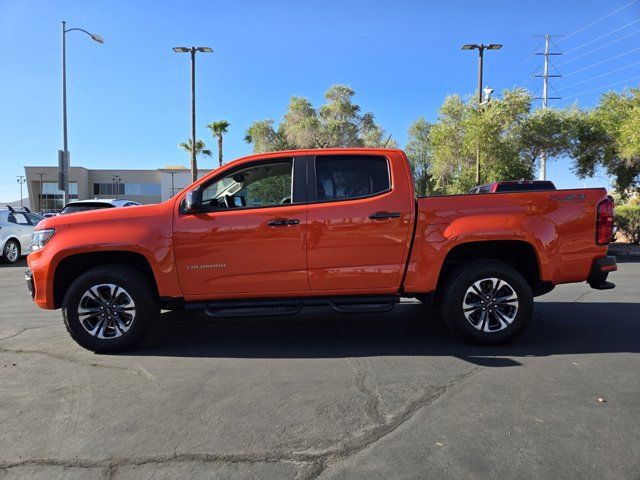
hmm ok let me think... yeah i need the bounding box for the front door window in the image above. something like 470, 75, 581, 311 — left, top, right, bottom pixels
201, 160, 294, 210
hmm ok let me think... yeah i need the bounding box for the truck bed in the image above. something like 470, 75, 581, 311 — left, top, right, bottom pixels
403, 188, 610, 294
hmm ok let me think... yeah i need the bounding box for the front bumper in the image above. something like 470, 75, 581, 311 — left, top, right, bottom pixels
588, 255, 617, 290
25, 250, 54, 309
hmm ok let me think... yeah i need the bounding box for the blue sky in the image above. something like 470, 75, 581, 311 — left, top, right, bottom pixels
1, 0, 639, 202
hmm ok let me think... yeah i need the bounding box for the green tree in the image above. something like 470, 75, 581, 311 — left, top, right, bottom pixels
405, 118, 435, 196
246, 173, 292, 205
429, 89, 535, 194
428, 95, 471, 193
572, 89, 640, 198
517, 107, 576, 167
207, 120, 230, 167
615, 204, 640, 244
244, 119, 291, 153
245, 85, 395, 152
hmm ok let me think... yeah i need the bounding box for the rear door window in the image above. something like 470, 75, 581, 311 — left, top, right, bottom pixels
315, 156, 390, 201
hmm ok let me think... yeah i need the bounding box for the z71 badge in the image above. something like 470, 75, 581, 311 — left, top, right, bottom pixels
549, 193, 585, 202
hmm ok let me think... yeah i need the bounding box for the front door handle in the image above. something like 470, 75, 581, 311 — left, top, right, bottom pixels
268, 218, 300, 227
369, 211, 401, 220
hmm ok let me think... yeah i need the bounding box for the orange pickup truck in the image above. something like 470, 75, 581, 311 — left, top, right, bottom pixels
26, 148, 617, 352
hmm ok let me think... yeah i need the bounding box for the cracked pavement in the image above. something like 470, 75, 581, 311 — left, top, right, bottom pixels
1, 259, 639, 479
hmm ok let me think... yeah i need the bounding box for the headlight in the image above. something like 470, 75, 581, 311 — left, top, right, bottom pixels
31, 229, 55, 252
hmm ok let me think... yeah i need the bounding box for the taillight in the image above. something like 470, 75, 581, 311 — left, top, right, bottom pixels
596, 196, 614, 245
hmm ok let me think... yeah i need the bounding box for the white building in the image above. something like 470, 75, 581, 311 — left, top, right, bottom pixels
24, 165, 212, 212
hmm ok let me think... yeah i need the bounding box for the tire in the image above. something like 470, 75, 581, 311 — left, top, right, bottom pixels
62, 265, 159, 353
2, 239, 21, 264
440, 260, 533, 345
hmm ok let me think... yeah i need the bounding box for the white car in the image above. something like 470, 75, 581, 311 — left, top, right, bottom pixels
0, 207, 43, 263
59, 199, 141, 215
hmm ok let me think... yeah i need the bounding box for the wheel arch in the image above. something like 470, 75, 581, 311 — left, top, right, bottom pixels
53, 251, 159, 309
435, 240, 551, 299
2, 236, 22, 257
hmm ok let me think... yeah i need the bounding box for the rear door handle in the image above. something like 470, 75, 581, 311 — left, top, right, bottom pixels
268, 218, 300, 227
369, 211, 401, 220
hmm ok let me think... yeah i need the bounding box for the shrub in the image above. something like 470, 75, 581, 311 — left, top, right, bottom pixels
615, 205, 640, 245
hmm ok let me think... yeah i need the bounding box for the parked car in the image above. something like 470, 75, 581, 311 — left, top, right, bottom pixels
41, 211, 60, 218
26, 149, 616, 352
59, 199, 141, 215
468, 180, 556, 194
1, 207, 43, 263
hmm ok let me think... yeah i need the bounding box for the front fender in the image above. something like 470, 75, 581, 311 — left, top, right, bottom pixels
27, 202, 182, 309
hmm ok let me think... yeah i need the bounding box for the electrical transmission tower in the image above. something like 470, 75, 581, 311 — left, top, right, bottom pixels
534, 34, 563, 180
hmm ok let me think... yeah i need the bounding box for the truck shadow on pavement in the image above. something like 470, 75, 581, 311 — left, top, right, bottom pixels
131, 301, 640, 367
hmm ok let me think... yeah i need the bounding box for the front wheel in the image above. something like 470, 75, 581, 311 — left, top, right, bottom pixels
440, 260, 533, 345
62, 265, 159, 353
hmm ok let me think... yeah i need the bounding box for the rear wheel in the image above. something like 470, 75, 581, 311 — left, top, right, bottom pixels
62, 265, 159, 353
2, 239, 20, 264
440, 260, 533, 345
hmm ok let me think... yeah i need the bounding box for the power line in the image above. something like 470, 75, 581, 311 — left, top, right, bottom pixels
563, 18, 640, 54
557, 27, 640, 67
514, 64, 541, 88
559, 0, 639, 43
494, 41, 543, 89
563, 74, 640, 99
533, 34, 563, 180
557, 59, 640, 91
563, 46, 640, 76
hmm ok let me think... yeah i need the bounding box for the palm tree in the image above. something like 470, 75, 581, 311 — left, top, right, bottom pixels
179, 139, 212, 181
207, 120, 230, 167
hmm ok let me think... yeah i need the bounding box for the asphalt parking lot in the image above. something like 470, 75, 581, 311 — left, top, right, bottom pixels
1, 259, 639, 479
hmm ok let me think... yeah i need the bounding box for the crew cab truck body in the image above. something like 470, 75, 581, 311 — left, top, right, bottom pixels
26, 148, 617, 352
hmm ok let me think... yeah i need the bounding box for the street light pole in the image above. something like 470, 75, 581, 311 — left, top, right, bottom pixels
461, 43, 502, 185
477, 47, 484, 106
112, 175, 122, 198
173, 46, 213, 183
191, 48, 197, 184
60, 21, 103, 206
38, 173, 44, 211
169, 171, 176, 197
17, 176, 26, 208
62, 21, 68, 157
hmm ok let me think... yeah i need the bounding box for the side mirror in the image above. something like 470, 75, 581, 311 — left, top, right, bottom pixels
184, 188, 203, 213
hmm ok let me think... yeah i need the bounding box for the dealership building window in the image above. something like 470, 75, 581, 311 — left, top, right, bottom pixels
93, 183, 161, 196
39, 182, 78, 210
